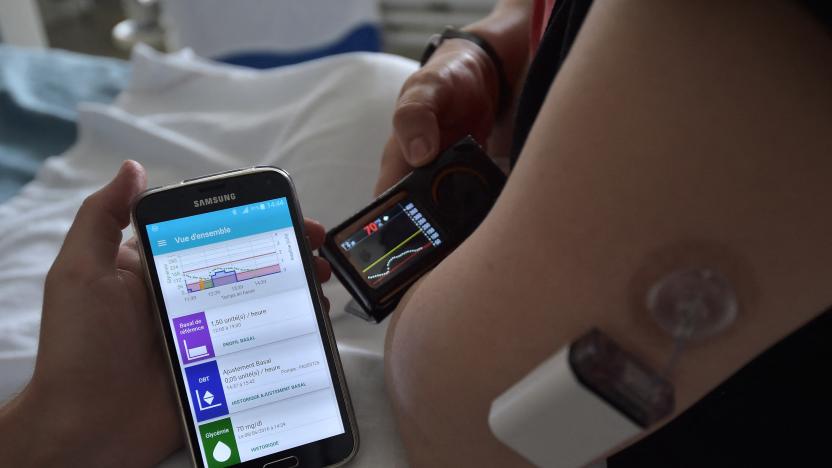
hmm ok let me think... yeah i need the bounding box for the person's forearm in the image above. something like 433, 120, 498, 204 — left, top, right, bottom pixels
464, 0, 533, 94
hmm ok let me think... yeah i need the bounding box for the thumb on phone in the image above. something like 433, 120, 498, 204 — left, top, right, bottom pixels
57, 160, 147, 278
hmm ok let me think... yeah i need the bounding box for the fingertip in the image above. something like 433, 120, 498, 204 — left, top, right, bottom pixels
120, 160, 148, 196
393, 103, 439, 166
315, 256, 332, 283
103, 161, 147, 213
407, 137, 432, 166
60, 162, 147, 273
305, 218, 326, 249
305, 217, 325, 233
122, 159, 143, 174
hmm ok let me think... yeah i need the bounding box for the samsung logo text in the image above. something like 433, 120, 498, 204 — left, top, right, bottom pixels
194, 193, 237, 208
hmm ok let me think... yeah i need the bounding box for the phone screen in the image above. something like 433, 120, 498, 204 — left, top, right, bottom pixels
333, 192, 443, 288
145, 197, 344, 467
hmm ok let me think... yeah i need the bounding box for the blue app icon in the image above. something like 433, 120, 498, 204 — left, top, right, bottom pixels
185, 361, 228, 422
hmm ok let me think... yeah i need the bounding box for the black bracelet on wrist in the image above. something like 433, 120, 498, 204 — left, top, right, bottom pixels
420, 26, 511, 116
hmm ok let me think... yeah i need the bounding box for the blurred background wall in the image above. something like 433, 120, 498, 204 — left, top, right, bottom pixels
0, 0, 498, 62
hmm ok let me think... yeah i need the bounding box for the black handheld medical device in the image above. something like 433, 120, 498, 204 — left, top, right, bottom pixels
321, 136, 506, 322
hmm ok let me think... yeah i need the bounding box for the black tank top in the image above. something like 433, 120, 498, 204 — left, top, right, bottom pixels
509, 1, 832, 465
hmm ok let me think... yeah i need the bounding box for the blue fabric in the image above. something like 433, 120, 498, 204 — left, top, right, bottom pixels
217, 23, 381, 69
0, 46, 130, 202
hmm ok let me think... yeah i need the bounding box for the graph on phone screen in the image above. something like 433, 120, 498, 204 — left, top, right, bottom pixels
179, 233, 283, 293
146, 198, 344, 467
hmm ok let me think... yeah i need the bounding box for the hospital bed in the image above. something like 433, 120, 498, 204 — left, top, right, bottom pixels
0, 44, 416, 467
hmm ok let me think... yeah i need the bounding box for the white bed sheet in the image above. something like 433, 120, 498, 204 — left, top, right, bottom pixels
0, 45, 416, 467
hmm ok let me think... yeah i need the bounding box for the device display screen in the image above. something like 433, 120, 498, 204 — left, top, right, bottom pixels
334, 192, 442, 288
145, 198, 344, 467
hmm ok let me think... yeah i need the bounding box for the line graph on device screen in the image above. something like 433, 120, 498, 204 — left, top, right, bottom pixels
165, 232, 288, 294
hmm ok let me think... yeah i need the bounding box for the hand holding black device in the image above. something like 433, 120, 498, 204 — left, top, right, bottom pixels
321, 136, 506, 322
132, 168, 357, 468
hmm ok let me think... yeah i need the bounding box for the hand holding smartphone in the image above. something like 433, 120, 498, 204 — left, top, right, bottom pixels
132, 168, 357, 468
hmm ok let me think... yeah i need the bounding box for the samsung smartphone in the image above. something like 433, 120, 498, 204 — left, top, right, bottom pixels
132, 167, 357, 468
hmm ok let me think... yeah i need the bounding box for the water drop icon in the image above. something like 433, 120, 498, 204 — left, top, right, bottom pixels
213, 441, 232, 462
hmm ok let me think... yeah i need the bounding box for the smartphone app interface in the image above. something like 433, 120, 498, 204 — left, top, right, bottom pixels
147, 198, 344, 467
